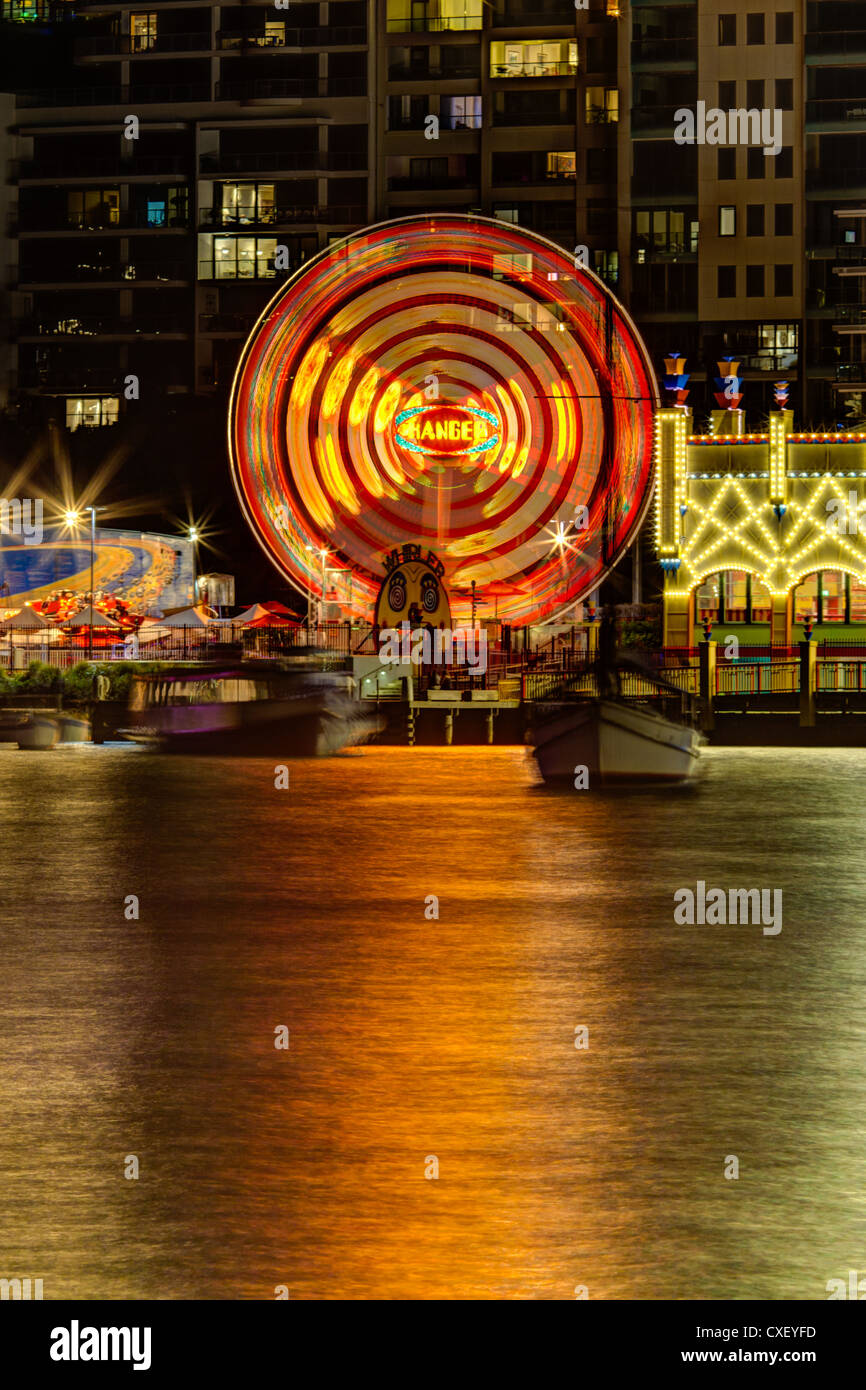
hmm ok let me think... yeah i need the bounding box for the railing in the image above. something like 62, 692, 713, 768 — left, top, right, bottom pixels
217, 27, 367, 48
199, 205, 364, 235
17, 155, 189, 179
75, 33, 213, 58
199, 150, 366, 175
806, 29, 866, 58
18, 84, 212, 108
215, 77, 367, 101
716, 661, 800, 694
22, 213, 188, 233
198, 313, 255, 334
807, 98, 866, 124
19, 262, 188, 285
388, 63, 479, 80
386, 15, 482, 32
631, 102, 687, 132
817, 660, 866, 691
17, 316, 189, 338
630, 38, 696, 64
833, 305, 866, 325
491, 61, 577, 79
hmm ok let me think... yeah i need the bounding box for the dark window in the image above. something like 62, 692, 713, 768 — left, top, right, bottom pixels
718, 265, 736, 297
776, 11, 793, 43
719, 80, 736, 108
747, 13, 765, 44
775, 263, 794, 295
745, 202, 767, 236
747, 147, 765, 179
747, 79, 764, 108
775, 147, 793, 177
719, 14, 736, 45
586, 147, 607, 183
775, 78, 793, 110
775, 202, 793, 236
718, 148, 736, 179
746, 263, 765, 296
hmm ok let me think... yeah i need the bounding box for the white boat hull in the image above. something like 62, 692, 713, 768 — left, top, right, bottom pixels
530, 698, 703, 786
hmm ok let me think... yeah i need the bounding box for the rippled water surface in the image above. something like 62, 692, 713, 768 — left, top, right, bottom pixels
1, 743, 864, 1299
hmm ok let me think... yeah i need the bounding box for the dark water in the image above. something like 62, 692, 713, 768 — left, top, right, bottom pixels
1, 743, 864, 1300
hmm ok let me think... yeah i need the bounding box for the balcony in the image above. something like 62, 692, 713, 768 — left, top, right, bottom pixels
17, 155, 189, 181
75, 33, 214, 59
630, 38, 697, 68
201, 205, 366, 230
17, 315, 189, 339
215, 77, 367, 101
17, 83, 212, 109
19, 212, 188, 234
490, 2, 579, 25
17, 366, 123, 392
217, 27, 366, 48
199, 151, 366, 175
807, 166, 866, 193
386, 14, 482, 32
806, 30, 866, 61
198, 313, 255, 335
631, 103, 682, 135
490, 61, 576, 79
387, 175, 477, 191
18, 261, 189, 285
387, 63, 479, 80
833, 304, 866, 329
806, 97, 866, 127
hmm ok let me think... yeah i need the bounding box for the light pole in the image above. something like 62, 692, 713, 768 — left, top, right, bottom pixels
188, 526, 200, 606
64, 504, 106, 660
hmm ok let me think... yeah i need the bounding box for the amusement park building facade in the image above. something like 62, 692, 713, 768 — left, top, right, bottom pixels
656, 408, 866, 647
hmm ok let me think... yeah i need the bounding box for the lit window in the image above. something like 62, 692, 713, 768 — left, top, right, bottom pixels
130, 12, 157, 52
490, 40, 578, 80
794, 573, 818, 623
220, 183, 276, 225
198, 234, 278, 280
65, 397, 119, 431
263, 21, 285, 45
386, 0, 482, 33
67, 189, 120, 230
546, 151, 576, 179
441, 95, 482, 130
723, 570, 748, 622
696, 575, 721, 621
719, 205, 736, 236
585, 87, 618, 124
146, 200, 166, 227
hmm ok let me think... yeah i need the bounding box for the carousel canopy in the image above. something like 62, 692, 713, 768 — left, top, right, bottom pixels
64, 605, 121, 629
141, 605, 212, 629
0, 604, 50, 629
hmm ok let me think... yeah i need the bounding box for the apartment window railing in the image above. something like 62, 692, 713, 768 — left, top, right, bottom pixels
199, 151, 366, 174
215, 77, 367, 100
217, 27, 367, 47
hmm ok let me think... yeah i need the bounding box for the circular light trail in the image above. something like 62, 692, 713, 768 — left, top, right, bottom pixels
228, 214, 658, 623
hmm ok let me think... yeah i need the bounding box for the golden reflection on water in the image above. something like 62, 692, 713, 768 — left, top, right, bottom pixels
0, 744, 865, 1299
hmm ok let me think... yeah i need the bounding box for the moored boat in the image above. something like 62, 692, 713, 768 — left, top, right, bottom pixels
530, 694, 703, 786
122, 660, 383, 755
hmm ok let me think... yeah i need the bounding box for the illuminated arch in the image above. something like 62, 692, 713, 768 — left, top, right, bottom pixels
228, 214, 658, 623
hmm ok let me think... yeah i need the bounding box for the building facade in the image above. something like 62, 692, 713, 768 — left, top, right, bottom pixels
0, 2, 863, 472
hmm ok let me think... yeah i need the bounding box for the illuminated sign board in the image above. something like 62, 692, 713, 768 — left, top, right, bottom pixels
394, 403, 500, 459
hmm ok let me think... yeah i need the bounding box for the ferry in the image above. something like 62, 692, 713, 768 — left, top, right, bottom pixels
122, 660, 383, 755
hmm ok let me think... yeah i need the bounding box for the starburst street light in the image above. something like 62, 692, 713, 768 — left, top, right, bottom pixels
62, 503, 107, 659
